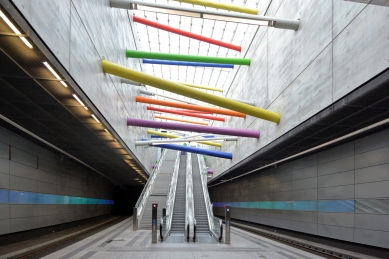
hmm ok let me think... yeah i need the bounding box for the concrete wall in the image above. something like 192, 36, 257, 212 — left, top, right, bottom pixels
10, 0, 156, 172
206, 0, 389, 178
209, 128, 389, 249
0, 126, 114, 235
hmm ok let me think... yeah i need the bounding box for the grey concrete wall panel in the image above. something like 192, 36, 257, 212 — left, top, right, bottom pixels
11, 148, 37, 168
37, 181, 57, 195
0, 204, 10, 220
10, 134, 37, 155
355, 146, 389, 169
0, 157, 9, 174
10, 175, 37, 192
273, 182, 291, 192
355, 129, 389, 154
0, 172, 9, 189
355, 214, 389, 232
354, 229, 389, 249
333, 4, 389, 101
291, 165, 317, 180
355, 181, 389, 199
318, 224, 354, 242
318, 212, 354, 228
292, 211, 317, 223
291, 155, 317, 171
318, 170, 354, 188
10, 204, 37, 218
292, 189, 317, 200
37, 205, 57, 217
355, 163, 389, 184
0, 141, 8, 159
10, 217, 37, 232
318, 185, 354, 199
292, 177, 317, 190
317, 156, 354, 176
0, 219, 10, 235
0, 127, 9, 144
291, 221, 317, 235
318, 142, 354, 164
332, 0, 366, 38
273, 191, 292, 201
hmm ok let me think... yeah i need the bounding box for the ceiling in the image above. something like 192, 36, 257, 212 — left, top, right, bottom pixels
0, 5, 146, 187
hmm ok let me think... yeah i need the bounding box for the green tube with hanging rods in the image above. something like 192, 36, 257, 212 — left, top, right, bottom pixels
126, 50, 251, 66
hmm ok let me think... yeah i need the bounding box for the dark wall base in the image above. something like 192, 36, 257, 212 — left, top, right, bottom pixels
219, 216, 389, 259
0, 214, 113, 248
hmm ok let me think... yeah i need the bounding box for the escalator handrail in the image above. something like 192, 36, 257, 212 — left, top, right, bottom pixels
197, 154, 223, 241
160, 151, 181, 240
185, 153, 196, 241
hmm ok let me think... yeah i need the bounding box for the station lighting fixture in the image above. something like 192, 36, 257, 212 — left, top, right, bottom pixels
104, 129, 111, 135
91, 114, 101, 124
43, 62, 67, 87
0, 10, 33, 48
110, 0, 300, 31
72, 94, 88, 110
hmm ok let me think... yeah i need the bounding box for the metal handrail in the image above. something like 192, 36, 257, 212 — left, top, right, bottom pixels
160, 151, 180, 240
185, 153, 196, 241
197, 154, 223, 241
134, 149, 167, 226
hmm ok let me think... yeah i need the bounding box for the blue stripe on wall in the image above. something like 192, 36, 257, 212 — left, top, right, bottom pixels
0, 189, 114, 205
213, 200, 356, 213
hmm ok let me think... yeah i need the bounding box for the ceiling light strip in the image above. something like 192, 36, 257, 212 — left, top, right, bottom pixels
173, 0, 258, 15
127, 118, 260, 138
91, 114, 100, 123
72, 94, 89, 110
142, 59, 234, 68
133, 15, 241, 51
43, 62, 67, 87
147, 106, 225, 122
0, 114, 120, 186
127, 49, 250, 66
110, 0, 300, 31
0, 10, 33, 48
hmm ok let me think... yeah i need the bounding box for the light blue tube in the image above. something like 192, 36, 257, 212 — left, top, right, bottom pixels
153, 144, 232, 159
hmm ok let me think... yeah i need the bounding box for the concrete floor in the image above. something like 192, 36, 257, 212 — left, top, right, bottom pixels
40, 217, 325, 259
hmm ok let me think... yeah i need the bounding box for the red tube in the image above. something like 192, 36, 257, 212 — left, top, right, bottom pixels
147, 106, 225, 122
133, 16, 241, 52
178, 109, 214, 114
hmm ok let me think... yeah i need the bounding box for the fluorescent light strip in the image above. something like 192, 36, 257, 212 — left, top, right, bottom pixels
0, 10, 33, 49
43, 62, 67, 87
72, 94, 88, 110
91, 114, 100, 123
104, 129, 111, 135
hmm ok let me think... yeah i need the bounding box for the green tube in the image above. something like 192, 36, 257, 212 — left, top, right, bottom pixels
126, 50, 250, 66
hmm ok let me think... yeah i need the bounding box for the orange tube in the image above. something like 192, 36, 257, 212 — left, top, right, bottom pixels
136, 96, 246, 118
155, 115, 208, 126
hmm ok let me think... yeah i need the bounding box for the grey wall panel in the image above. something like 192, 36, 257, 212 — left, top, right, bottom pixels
0, 142, 8, 159
318, 224, 354, 242
318, 212, 354, 228
0, 127, 9, 144
292, 177, 317, 190
10, 134, 37, 155
0, 204, 10, 220
355, 214, 389, 232
318, 185, 354, 199
355, 181, 389, 199
273, 191, 292, 201
0, 173, 9, 189
354, 229, 389, 249
355, 146, 389, 169
318, 170, 354, 188
0, 157, 9, 173
10, 217, 37, 232
292, 189, 317, 200
291, 154, 317, 171
0, 219, 10, 235
291, 165, 317, 180
37, 205, 57, 217
37, 215, 59, 228
355, 163, 389, 184
39, 158, 60, 175
10, 175, 37, 192
318, 142, 354, 164
11, 148, 37, 168
273, 218, 291, 230
273, 182, 291, 192
291, 221, 317, 235
10, 161, 40, 181
332, 0, 366, 38
291, 211, 317, 223
37, 181, 57, 195
317, 156, 354, 176
10, 204, 37, 218
355, 129, 389, 154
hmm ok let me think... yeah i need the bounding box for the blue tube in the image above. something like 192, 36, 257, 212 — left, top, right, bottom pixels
153, 144, 232, 159
143, 59, 234, 68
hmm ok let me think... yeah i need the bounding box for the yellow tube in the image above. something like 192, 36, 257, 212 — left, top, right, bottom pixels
102, 60, 280, 123
178, 82, 224, 92
147, 130, 222, 148
155, 115, 209, 126
176, 0, 258, 15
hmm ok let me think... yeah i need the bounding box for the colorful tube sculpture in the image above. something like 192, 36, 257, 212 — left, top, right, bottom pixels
179, 82, 223, 92
207, 169, 214, 174
102, 60, 280, 123
174, 0, 258, 15
147, 106, 225, 122
153, 144, 232, 159
147, 130, 221, 147
128, 118, 260, 138
126, 50, 250, 66
137, 96, 245, 118
133, 16, 241, 51
155, 115, 208, 125
143, 59, 234, 68
178, 110, 214, 114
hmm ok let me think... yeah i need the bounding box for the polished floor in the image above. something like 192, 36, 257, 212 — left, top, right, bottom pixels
41, 217, 325, 259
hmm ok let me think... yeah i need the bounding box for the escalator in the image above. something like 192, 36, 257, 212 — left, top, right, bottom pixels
170, 154, 187, 234
192, 155, 209, 234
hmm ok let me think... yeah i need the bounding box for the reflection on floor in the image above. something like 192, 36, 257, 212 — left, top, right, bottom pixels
42, 217, 325, 259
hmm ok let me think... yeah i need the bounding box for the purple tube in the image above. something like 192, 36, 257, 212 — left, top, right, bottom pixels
207, 169, 214, 174
152, 164, 156, 169
127, 118, 259, 138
